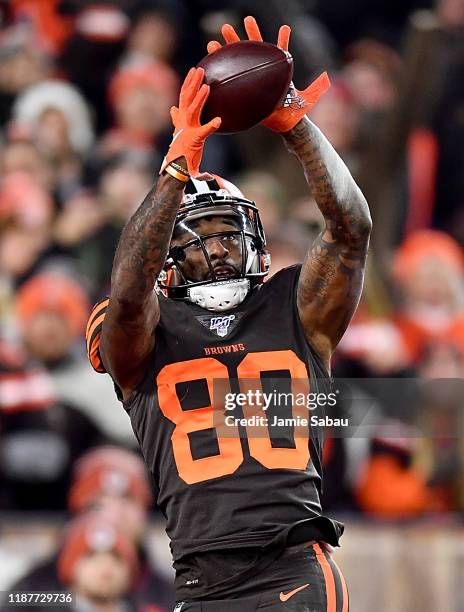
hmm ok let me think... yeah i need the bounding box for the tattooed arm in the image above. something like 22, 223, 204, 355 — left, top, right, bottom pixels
283, 117, 372, 371
99, 67, 220, 399
100, 165, 186, 399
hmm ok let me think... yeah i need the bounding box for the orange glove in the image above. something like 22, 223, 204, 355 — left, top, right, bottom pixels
207, 16, 330, 133
160, 67, 221, 178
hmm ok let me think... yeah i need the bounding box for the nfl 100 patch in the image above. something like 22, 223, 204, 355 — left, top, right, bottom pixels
196, 313, 243, 337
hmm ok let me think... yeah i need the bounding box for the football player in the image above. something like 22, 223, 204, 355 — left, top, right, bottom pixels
86, 17, 371, 612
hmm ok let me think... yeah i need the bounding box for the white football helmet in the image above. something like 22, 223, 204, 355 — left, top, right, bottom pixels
157, 175, 270, 311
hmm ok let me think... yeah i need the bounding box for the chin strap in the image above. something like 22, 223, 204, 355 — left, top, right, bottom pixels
186, 279, 250, 311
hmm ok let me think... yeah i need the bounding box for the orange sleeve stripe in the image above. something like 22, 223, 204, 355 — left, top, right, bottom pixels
88, 331, 105, 372
313, 543, 337, 612
85, 299, 109, 338
85, 299, 110, 374
86, 312, 107, 355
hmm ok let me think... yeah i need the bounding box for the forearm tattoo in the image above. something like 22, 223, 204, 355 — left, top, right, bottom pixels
283, 117, 371, 254
111, 175, 185, 306
283, 117, 372, 349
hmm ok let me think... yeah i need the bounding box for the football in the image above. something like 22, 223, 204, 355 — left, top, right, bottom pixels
197, 40, 293, 134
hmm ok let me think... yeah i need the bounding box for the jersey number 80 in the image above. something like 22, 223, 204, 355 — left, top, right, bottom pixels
157, 350, 311, 484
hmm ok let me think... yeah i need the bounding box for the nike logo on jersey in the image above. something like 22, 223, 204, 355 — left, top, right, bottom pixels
279, 583, 310, 601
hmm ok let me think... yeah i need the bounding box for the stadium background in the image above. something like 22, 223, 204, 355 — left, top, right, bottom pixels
0, 1, 463, 610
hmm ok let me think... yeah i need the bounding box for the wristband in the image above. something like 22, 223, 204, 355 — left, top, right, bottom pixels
169, 161, 190, 177
164, 164, 190, 183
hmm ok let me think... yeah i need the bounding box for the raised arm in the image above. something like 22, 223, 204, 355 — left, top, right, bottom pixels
207, 16, 371, 369
206, 16, 367, 369
100, 68, 221, 398
283, 117, 371, 370
100, 173, 184, 398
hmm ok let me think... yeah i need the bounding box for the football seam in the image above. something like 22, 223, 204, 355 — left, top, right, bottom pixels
212, 57, 292, 87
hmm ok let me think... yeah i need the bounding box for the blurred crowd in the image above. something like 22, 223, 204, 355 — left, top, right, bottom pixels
0, 0, 463, 608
